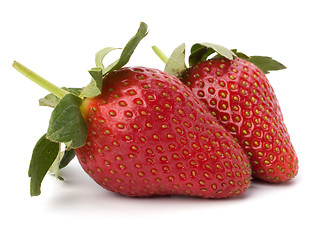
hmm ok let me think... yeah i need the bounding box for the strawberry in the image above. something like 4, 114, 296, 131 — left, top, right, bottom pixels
13, 23, 251, 198
75, 66, 251, 198
153, 43, 298, 183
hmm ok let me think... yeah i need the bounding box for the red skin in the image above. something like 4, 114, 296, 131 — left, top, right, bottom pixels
180, 57, 298, 183
75, 67, 251, 198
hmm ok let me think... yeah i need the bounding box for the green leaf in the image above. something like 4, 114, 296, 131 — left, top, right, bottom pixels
49, 146, 64, 179
104, 59, 120, 73
200, 43, 234, 60
63, 87, 83, 96
248, 56, 287, 74
39, 87, 83, 108
165, 43, 186, 76
189, 44, 214, 66
47, 93, 87, 148
39, 93, 60, 108
95, 47, 120, 69
189, 43, 234, 66
59, 148, 76, 169
231, 49, 250, 60
106, 22, 148, 74
28, 134, 60, 196
80, 68, 103, 98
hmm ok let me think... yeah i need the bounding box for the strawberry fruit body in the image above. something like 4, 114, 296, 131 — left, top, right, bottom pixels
75, 67, 251, 198
180, 57, 298, 183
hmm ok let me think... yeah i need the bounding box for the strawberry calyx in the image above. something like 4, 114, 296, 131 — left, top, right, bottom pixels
12, 22, 148, 196
152, 42, 286, 77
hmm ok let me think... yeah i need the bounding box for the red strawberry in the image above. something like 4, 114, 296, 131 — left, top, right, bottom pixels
13, 23, 252, 198
75, 66, 252, 198
153, 44, 298, 183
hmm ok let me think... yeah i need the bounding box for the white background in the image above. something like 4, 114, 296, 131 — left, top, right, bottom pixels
1, 0, 323, 239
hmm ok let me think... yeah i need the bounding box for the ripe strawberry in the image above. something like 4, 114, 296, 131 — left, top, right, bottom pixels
153, 43, 298, 183
181, 57, 298, 183
75, 66, 252, 198
13, 23, 252, 198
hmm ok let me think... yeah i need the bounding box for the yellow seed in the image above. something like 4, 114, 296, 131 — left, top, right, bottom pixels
125, 111, 133, 117
119, 164, 126, 170
216, 174, 223, 180
141, 111, 147, 116
177, 163, 184, 168
204, 172, 210, 179
173, 154, 179, 159
119, 101, 127, 106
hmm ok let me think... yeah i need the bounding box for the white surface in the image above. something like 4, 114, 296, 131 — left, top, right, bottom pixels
1, 0, 323, 239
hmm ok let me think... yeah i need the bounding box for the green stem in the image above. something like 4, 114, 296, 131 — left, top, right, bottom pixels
152, 46, 169, 64
12, 61, 68, 99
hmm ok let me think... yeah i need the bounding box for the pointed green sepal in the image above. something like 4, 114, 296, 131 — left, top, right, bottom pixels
80, 68, 103, 98
189, 43, 235, 66
28, 134, 60, 196
105, 22, 148, 74
39, 87, 82, 108
39, 93, 60, 108
59, 149, 76, 169
231, 49, 250, 60
80, 22, 149, 99
164, 43, 186, 76
48, 146, 64, 180
95, 47, 120, 69
248, 56, 287, 74
46, 93, 87, 149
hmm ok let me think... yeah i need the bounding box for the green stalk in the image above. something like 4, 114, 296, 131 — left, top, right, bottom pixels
152, 46, 169, 64
12, 61, 68, 99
